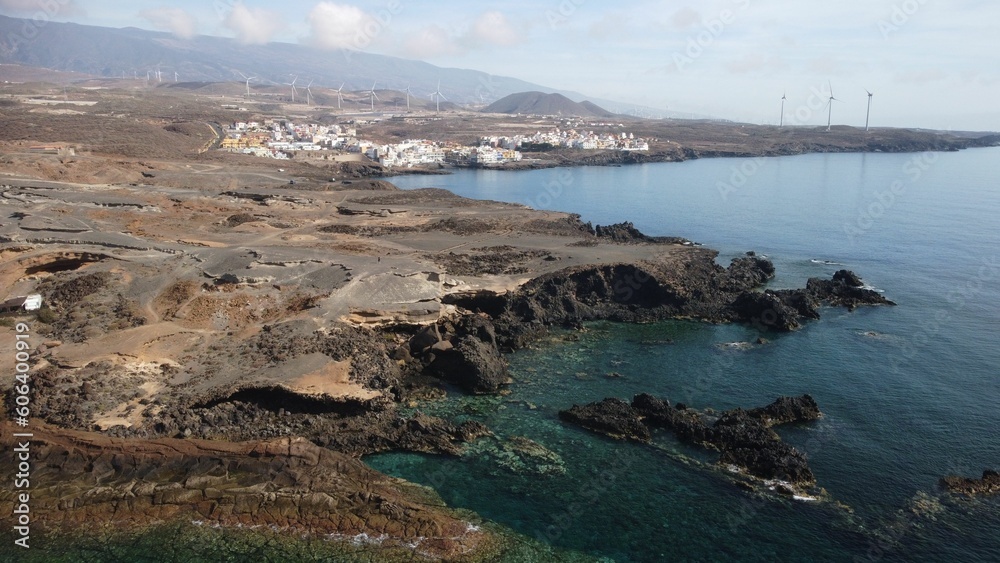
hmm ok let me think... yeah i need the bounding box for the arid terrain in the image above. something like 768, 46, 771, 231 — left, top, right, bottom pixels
0, 81, 987, 559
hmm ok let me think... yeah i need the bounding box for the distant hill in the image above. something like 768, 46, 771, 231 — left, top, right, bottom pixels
483, 92, 616, 118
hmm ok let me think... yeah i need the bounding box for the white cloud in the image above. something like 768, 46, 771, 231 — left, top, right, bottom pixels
467, 11, 519, 47
223, 3, 283, 45
139, 7, 197, 39
304, 2, 376, 50
671, 7, 701, 29
403, 24, 462, 58
401, 10, 522, 59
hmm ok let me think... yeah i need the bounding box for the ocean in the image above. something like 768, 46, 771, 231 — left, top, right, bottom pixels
373, 148, 1000, 562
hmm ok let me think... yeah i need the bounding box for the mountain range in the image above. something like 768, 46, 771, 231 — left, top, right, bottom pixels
0, 14, 692, 117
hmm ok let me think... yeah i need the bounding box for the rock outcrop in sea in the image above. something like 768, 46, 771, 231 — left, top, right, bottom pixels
560, 394, 822, 488
940, 470, 1000, 496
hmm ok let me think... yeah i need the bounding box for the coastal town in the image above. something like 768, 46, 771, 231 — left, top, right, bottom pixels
219, 119, 650, 168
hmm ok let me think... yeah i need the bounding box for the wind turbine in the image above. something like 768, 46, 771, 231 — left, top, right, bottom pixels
305, 79, 314, 106
865, 90, 873, 132
174, 71, 178, 82
826, 81, 838, 132
334, 83, 345, 109
368, 82, 379, 111
431, 80, 447, 112
236, 71, 256, 98
779, 92, 786, 127
285, 75, 298, 103
403, 84, 412, 110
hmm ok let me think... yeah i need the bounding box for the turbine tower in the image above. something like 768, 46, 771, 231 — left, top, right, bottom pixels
404, 84, 412, 110
368, 82, 379, 111
285, 75, 298, 103
236, 71, 256, 98
431, 80, 447, 112
305, 79, 314, 106
335, 83, 345, 109
826, 81, 838, 132
865, 90, 873, 132
779, 92, 786, 127
174, 71, 178, 82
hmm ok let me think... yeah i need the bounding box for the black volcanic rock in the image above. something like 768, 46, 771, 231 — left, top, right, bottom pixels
631, 393, 711, 443
770, 289, 822, 320
747, 395, 821, 425
559, 398, 651, 442
407, 315, 512, 394
941, 470, 1000, 496
589, 222, 690, 245
561, 394, 822, 486
445, 251, 894, 346
429, 336, 511, 395
720, 253, 777, 291
731, 291, 802, 332
711, 409, 815, 485
806, 269, 896, 310
833, 270, 864, 287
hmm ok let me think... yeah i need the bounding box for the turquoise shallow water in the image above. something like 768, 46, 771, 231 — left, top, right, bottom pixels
372, 148, 1000, 561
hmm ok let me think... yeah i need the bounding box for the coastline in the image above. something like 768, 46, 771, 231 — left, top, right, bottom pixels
0, 159, 895, 559
2, 139, 996, 559
384, 127, 1000, 175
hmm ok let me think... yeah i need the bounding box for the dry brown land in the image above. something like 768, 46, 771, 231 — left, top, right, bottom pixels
0, 82, 704, 560
0, 81, 984, 559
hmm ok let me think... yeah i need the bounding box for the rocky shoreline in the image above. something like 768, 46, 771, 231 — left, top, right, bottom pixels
0, 175, 897, 559
0, 422, 497, 560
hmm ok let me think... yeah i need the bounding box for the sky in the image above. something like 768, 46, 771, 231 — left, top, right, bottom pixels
2, 0, 999, 130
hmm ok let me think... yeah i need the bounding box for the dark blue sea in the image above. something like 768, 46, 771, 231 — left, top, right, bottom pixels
372, 148, 1000, 562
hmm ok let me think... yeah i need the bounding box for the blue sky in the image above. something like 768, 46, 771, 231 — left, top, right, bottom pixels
2, 0, 998, 130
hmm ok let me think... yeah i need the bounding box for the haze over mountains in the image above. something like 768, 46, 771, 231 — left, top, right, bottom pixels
0, 15, 690, 117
